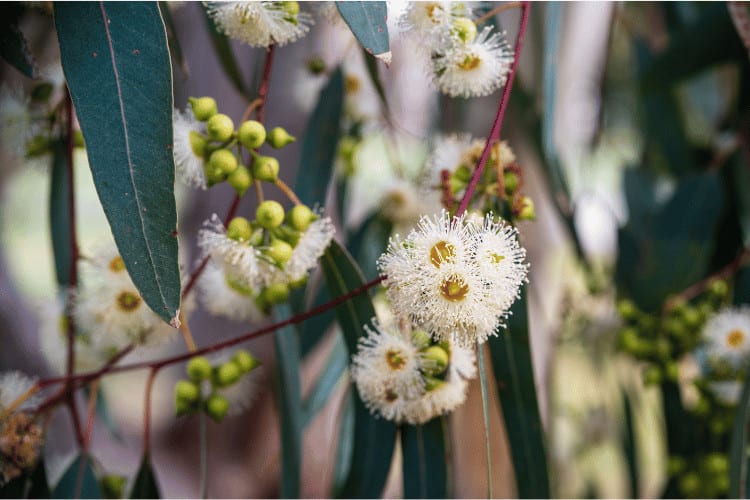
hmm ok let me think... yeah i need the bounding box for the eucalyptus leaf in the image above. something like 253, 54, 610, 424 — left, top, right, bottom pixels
730, 366, 750, 498
332, 389, 356, 497
335, 2, 391, 63
0, 4, 36, 78
49, 141, 72, 287
56, 2, 182, 324
401, 419, 448, 499
622, 391, 639, 498
302, 334, 347, 427
52, 454, 101, 499
129, 454, 161, 499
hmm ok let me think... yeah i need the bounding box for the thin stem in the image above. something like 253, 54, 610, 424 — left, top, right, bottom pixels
179, 311, 197, 352
274, 178, 302, 206
82, 380, 100, 452
142, 368, 159, 454
477, 342, 494, 499
456, 1, 531, 217
241, 98, 263, 123
0, 384, 41, 421
256, 44, 275, 124
474, 1, 524, 25
199, 412, 209, 499
254, 180, 265, 203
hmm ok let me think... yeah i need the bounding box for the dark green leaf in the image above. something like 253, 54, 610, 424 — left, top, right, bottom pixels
332, 389, 356, 497
56, 2, 181, 324
348, 214, 392, 282
298, 285, 335, 357
201, 6, 252, 100
335, 2, 390, 61
320, 241, 397, 498
302, 334, 347, 427
736, 265, 750, 307
401, 419, 448, 499
730, 153, 750, 248
730, 366, 750, 498
273, 304, 302, 499
295, 68, 344, 207
622, 391, 639, 498
49, 142, 72, 287
129, 454, 161, 499
0, 472, 26, 498
488, 286, 550, 498
27, 459, 50, 499
52, 454, 101, 499
0, 4, 36, 78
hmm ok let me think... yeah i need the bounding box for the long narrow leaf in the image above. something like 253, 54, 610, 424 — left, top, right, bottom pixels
401, 420, 448, 499
332, 389, 356, 497
0, 4, 36, 78
730, 366, 750, 498
129, 454, 161, 499
51, 454, 101, 499
335, 2, 391, 63
49, 142, 72, 287
302, 334, 348, 427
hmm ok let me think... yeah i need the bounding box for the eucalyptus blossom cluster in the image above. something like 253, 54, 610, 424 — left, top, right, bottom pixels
0, 372, 42, 485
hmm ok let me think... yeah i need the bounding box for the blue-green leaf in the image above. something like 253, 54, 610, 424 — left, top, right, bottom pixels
295, 68, 344, 207
401, 419, 448, 499
273, 304, 302, 499
730, 366, 750, 498
55, 2, 181, 324
320, 241, 397, 498
302, 334, 347, 427
52, 454, 101, 499
488, 286, 550, 498
348, 214, 392, 282
49, 142, 72, 287
335, 2, 390, 62
332, 389, 356, 497
129, 454, 161, 499
0, 5, 36, 79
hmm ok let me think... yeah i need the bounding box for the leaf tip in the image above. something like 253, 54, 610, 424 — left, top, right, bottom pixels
375, 51, 392, 67
169, 311, 181, 329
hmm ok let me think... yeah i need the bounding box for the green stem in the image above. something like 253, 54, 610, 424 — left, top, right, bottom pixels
477, 342, 493, 498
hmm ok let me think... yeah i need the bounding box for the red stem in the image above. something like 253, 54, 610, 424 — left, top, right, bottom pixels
456, 2, 531, 217
255, 44, 275, 124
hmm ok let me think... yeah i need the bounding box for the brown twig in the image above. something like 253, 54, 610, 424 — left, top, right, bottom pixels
274, 178, 303, 206
474, 1, 524, 25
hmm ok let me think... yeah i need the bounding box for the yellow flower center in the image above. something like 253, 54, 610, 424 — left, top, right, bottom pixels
458, 56, 481, 71
429, 241, 457, 268
440, 275, 469, 302
345, 75, 361, 94
385, 349, 406, 370
727, 329, 746, 349
384, 388, 398, 402
490, 253, 505, 264
426, 3, 443, 23
108, 256, 126, 272
116, 291, 142, 312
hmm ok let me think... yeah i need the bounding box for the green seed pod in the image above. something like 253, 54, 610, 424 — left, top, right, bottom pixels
256, 200, 285, 229
252, 155, 280, 182
279, 1, 299, 15
189, 131, 208, 157
206, 113, 234, 142
504, 171, 519, 195
286, 204, 314, 231
266, 127, 296, 149
175, 396, 194, 417
175, 379, 201, 403
214, 361, 242, 388
187, 356, 213, 382
421, 345, 449, 376
189, 96, 218, 121
209, 148, 239, 175
260, 282, 290, 304
289, 275, 308, 289
205, 394, 230, 422
423, 376, 445, 391
228, 165, 252, 196
517, 196, 536, 221
411, 330, 432, 350
233, 350, 259, 373
205, 164, 226, 186
682, 307, 702, 328
265, 239, 294, 265
227, 216, 253, 242
238, 120, 267, 149
452, 17, 477, 43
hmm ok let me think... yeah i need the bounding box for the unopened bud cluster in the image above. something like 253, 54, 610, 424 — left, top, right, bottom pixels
175, 350, 260, 422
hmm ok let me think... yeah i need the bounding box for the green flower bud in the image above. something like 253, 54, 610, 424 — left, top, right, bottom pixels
421, 345, 449, 376
233, 350, 259, 373
73, 130, 85, 148
25, 136, 53, 157
209, 148, 238, 175
655, 337, 672, 359
264, 239, 294, 265
189, 131, 208, 157
453, 165, 472, 182
682, 307, 702, 328
449, 176, 466, 194
665, 361, 679, 381
256, 200, 285, 229
693, 396, 710, 416
214, 361, 242, 388
228, 165, 252, 196
175, 397, 194, 417
189, 96, 218, 121
667, 456, 686, 475
678, 472, 701, 497
260, 282, 290, 305
504, 171, 519, 195
175, 380, 201, 403
280, 1, 299, 15
411, 330, 432, 350
100, 474, 127, 500
618, 327, 641, 352
617, 299, 639, 321
703, 453, 728, 475
306, 56, 326, 75
289, 275, 308, 289
206, 113, 234, 142
424, 376, 445, 391
227, 216, 253, 242
205, 394, 230, 422
338, 136, 359, 176
205, 164, 226, 186
452, 17, 477, 43
238, 120, 266, 149
266, 127, 296, 149
252, 155, 280, 182
517, 196, 536, 221
187, 356, 213, 382
642, 365, 662, 386
286, 204, 314, 231
709, 279, 729, 299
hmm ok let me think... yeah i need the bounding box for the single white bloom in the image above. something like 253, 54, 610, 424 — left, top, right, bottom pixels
282, 215, 335, 283
401, 1, 469, 43
205, 1, 313, 48
432, 27, 513, 98
198, 260, 265, 322
82, 239, 133, 285
0, 372, 40, 414
198, 214, 263, 289
173, 107, 207, 190
426, 133, 482, 181
703, 306, 750, 370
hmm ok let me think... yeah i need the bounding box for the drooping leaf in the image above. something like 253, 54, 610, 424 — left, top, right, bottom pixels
348, 214, 392, 282
55, 2, 182, 324
201, 6, 252, 100
302, 333, 348, 427
129, 454, 161, 499
488, 286, 550, 498
295, 68, 344, 207
730, 366, 750, 498
52, 454, 101, 499
0, 4, 36, 78
401, 419, 448, 499
273, 304, 302, 499
540, 2, 564, 191
49, 141, 72, 287
335, 2, 391, 63
320, 242, 397, 498
332, 389, 356, 497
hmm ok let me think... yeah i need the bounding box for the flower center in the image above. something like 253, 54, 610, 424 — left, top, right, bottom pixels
108, 256, 126, 272
429, 241, 456, 268
727, 329, 746, 349
490, 252, 505, 264
385, 349, 406, 370
384, 388, 399, 402
440, 275, 469, 302
345, 75, 361, 94
116, 291, 142, 312
458, 55, 481, 71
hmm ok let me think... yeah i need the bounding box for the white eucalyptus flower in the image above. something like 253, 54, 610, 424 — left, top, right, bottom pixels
198, 214, 263, 289
197, 260, 264, 322
205, 1, 313, 48
703, 306, 750, 370
173, 107, 207, 189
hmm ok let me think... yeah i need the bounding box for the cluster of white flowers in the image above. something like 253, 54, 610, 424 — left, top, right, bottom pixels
172, 107, 208, 189
401, 2, 513, 98
205, 1, 313, 48
350, 320, 476, 424
427, 133, 515, 182
700, 306, 750, 404
378, 210, 528, 347
0, 372, 43, 485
